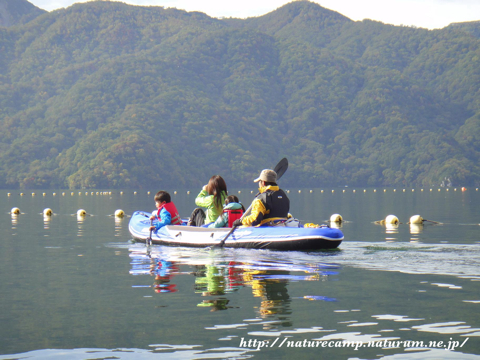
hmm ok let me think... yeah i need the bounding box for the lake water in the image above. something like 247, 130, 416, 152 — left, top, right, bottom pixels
1, 187, 479, 359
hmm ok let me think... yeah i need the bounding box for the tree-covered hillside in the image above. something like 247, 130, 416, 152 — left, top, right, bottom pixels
0, 0, 45, 27
0, 0, 479, 189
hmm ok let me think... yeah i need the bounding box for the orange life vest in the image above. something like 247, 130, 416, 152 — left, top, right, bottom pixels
157, 202, 182, 225
225, 209, 243, 227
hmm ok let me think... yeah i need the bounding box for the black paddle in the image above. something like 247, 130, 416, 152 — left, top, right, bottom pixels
215, 158, 288, 248
147, 219, 153, 246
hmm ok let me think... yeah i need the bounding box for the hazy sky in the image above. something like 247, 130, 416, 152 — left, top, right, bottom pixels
28, 0, 480, 29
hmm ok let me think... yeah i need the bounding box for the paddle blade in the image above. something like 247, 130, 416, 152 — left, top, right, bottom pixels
274, 158, 288, 181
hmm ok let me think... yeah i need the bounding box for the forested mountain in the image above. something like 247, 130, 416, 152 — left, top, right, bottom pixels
0, 0, 45, 27
448, 21, 480, 39
0, 0, 479, 189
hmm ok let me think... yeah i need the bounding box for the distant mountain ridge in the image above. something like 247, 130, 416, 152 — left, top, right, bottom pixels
448, 20, 480, 38
0, 0, 45, 27
228, 1, 351, 47
0, 0, 479, 189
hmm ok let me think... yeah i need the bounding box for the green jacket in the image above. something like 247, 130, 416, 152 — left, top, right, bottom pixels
195, 190, 227, 224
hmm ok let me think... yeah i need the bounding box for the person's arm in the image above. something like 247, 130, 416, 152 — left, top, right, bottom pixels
241, 199, 266, 226
150, 210, 158, 221
154, 207, 172, 230
195, 189, 214, 208
209, 212, 228, 228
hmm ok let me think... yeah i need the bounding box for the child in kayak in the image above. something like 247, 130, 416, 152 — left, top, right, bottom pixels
208, 195, 245, 228
149, 191, 182, 231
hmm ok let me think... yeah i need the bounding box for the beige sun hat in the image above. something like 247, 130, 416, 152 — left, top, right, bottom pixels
254, 169, 277, 183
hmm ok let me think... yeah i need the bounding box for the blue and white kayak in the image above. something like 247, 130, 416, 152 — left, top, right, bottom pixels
129, 211, 344, 250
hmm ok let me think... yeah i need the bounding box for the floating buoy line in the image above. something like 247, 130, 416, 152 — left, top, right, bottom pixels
374, 214, 442, 226
6, 188, 475, 227
4, 187, 478, 199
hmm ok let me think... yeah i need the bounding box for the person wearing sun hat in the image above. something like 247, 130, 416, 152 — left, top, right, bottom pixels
232, 169, 290, 227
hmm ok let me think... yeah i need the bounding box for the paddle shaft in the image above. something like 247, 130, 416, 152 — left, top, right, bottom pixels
238, 195, 255, 220
147, 219, 153, 246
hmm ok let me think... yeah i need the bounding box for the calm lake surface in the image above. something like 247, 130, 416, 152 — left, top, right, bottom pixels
1, 187, 479, 359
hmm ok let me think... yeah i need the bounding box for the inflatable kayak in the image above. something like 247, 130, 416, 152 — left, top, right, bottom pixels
129, 211, 344, 250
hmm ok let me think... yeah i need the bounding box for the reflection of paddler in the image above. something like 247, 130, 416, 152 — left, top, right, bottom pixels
260, 300, 284, 316
197, 298, 230, 311
195, 265, 232, 311
195, 265, 225, 296
243, 270, 267, 298
242, 268, 291, 325
195, 263, 245, 311
226, 262, 244, 292
151, 259, 178, 293
153, 276, 177, 293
